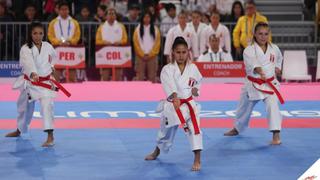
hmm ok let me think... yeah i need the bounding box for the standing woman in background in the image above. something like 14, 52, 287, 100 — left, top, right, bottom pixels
6, 21, 63, 147
133, 11, 161, 83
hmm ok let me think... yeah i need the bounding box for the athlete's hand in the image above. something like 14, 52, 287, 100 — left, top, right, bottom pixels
30, 72, 39, 82
173, 97, 181, 110
254, 67, 266, 81
192, 87, 199, 97
275, 67, 282, 77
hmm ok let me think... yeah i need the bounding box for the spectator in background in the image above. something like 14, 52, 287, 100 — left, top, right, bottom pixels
96, 8, 128, 81
181, 0, 216, 14
75, 5, 94, 81
303, 0, 316, 20
122, 3, 140, 80
198, 34, 233, 62
114, 0, 128, 17
160, 3, 177, 37
233, 0, 269, 60
48, 1, 81, 82
200, 12, 231, 54
133, 11, 161, 82
187, 10, 207, 55
224, 1, 244, 22
94, 4, 107, 23
18, 3, 40, 48
181, 0, 204, 13
201, 13, 210, 25
164, 11, 199, 62
0, 1, 14, 60
215, 0, 244, 20
10, 0, 42, 19
46, 2, 59, 22
225, 1, 244, 60
145, 3, 160, 23
18, 3, 39, 22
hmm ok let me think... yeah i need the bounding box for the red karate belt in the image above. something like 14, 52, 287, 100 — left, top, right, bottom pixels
247, 76, 284, 104
172, 96, 200, 135
24, 74, 71, 97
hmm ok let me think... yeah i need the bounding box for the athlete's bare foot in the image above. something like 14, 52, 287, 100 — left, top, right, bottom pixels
270, 131, 281, 145
192, 150, 201, 171
5, 129, 21, 137
224, 128, 239, 136
145, 147, 160, 160
42, 131, 54, 147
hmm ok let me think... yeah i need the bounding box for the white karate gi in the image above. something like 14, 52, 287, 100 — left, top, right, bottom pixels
234, 42, 283, 133
13, 42, 57, 133
164, 25, 199, 59
197, 48, 233, 62
156, 61, 203, 153
187, 22, 207, 54
199, 23, 231, 54
160, 16, 178, 37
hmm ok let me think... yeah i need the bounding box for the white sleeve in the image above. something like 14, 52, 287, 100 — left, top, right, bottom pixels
243, 48, 261, 75
197, 54, 205, 62
223, 52, 233, 61
160, 66, 178, 98
192, 64, 203, 94
20, 46, 37, 77
164, 28, 174, 56
199, 28, 208, 54
49, 44, 57, 66
274, 44, 283, 70
191, 31, 199, 58
223, 26, 231, 53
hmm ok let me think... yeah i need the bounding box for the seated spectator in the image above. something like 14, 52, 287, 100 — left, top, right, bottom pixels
48, 1, 81, 82
96, 8, 128, 81
18, 3, 39, 22
198, 34, 233, 62
46, 2, 59, 22
200, 12, 231, 54
94, 4, 107, 23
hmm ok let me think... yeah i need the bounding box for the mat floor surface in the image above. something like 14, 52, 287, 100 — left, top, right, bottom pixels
1, 82, 319, 180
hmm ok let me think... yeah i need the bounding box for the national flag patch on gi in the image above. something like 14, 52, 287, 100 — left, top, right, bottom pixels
188, 78, 196, 87
270, 54, 275, 63
48, 55, 52, 63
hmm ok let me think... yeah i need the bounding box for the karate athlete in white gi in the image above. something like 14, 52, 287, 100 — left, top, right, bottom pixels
164, 11, 199, 62
5, 22, 71, 147
145, 37, 203, 171
198, 34, 233, 62
224, 22, 284, 145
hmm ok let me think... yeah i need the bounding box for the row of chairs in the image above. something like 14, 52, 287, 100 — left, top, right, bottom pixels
282, 50, 320, 82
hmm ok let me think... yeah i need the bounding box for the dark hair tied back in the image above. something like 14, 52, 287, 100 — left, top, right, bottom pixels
171, 36, 188, 50
27, 21, 44, 48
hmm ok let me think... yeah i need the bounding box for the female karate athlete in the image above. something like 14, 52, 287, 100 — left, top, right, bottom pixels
145, 36, 203, 171
6, 21, 70, 147
224, 22, 284, 145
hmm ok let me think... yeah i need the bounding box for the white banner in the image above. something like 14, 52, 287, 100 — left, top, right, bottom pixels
53, 46, 86, 68
298, 158, 320, 180
95, 46, 132, 68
